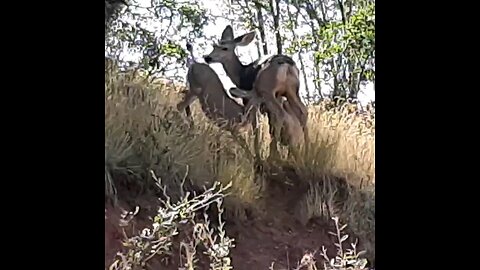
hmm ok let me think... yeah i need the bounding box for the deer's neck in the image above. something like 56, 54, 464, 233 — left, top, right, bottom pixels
222, 56, 259, 91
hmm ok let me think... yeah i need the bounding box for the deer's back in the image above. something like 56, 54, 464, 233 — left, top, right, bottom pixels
242, 55, 297, 91
188, 63, 222, 89
188, 63, 246, 126
255, 56, 299, 91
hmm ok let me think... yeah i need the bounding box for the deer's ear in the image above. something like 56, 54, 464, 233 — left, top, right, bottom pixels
221, 25, 234, 41
234, 31, 256, 46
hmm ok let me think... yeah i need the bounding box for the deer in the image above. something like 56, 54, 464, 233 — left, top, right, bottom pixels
176, 43, 256, 133
230, 87, 305, 153
203, 25, 309, 157
176, 43, 304, 159
229, 86, 305, 159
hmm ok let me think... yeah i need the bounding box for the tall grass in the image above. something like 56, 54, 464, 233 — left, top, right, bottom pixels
105, 66, 375, 265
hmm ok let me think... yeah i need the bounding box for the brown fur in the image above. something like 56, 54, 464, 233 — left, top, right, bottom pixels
280, 99, 304, 147
203, 26, 309, 158
176, 62, 257, 133
229, 88, 305, 150
255, 59, 308, 129
253, 61, 308, 157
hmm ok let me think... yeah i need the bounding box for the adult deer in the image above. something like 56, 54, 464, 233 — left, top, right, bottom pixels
176, 43, 256, 133
204, 25, 308, 157
176, 43, 304, 156
230, 87, 305, 155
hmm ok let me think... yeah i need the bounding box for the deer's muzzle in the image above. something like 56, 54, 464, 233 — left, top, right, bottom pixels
203, 55, 213, 63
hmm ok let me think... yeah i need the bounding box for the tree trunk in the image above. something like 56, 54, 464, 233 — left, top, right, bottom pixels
253, 0, 269, 55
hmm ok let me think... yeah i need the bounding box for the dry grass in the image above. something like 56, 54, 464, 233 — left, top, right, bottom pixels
105, 67, 264, 214
105, 65, 375, 266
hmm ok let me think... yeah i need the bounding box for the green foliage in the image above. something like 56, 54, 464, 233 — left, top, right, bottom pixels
178, 4, 207, 32
320, 217, 369, 270
313, 3, 375, 65
285, 33, 315, 54
106, 0, 375, 102
271, 0, 376, 101
109, 173, 234, 270
158, 41, 188, 62
343, 2, 375, 61
105, 0, 208, 76
362, 69, 375, 81
109, 187, 370, 270
314, 21, 345, 63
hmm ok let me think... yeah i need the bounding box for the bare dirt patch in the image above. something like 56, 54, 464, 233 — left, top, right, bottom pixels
105, 173, 360, 270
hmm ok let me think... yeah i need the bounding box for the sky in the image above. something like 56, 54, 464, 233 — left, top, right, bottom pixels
117, 0, 375, 105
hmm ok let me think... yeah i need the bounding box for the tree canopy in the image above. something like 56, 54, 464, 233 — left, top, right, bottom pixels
105, 0, 375, 105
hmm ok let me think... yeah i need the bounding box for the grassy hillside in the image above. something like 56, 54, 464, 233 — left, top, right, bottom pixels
105, 65, 375, 269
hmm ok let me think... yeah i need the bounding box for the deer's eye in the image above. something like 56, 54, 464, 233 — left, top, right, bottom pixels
221, 47, 228, 51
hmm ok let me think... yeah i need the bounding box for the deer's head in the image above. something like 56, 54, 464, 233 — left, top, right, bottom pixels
203, 25, 256, 64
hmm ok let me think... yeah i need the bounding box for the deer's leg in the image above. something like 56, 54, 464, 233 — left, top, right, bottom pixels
267, 111, 285, 161
177, 90, 198, 127
261, 90, 285, 160
252, 107, 261, 162
287, 141, 298, 161
284, 91, 307, 128
287, 128, 303, 161
177, 89, 197, 113
263, 89, 287, 121
243, 96, 262, 162
184, 106, 192, 118
285, 83, 309, 147
284, 78, 307, 125
268, 116, 278, 160
253, 83, 287, 160
302, 124, 309, 154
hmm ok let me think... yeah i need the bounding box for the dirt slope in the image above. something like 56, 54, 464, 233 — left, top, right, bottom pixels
105, 177, 361, 269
